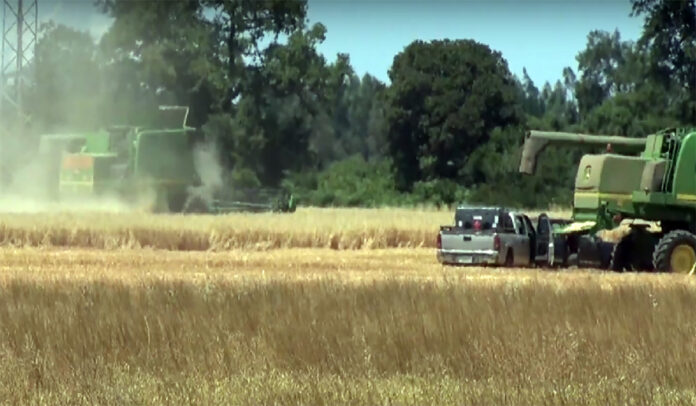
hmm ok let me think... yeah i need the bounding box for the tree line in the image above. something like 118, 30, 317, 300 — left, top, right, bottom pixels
14, 0, 696, 208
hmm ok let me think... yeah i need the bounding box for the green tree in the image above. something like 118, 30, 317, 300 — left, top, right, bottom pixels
571, 26, 679, 136
97, 0, 227, 127
97, 0, 351, 186
519, 68, 545, 118
538, 78, 579, 130
27, 23, 103, 132
312, 71, 388, 168
631, 0, 696, 124
574, 30, 634, 117
384, 39, 524, 190
308, 155, 401, 207
207, 24, 351, 185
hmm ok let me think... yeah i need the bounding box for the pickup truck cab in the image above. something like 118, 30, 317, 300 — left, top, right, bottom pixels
437, 206, 557, 267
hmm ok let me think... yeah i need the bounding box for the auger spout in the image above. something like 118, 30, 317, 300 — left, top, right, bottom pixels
519, 130, 647, 174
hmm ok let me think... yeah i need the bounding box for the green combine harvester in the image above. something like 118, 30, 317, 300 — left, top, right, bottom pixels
520, 128, 696, 273
34, 106, 295, 214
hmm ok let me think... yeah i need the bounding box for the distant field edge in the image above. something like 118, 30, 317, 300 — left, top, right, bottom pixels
0, 207, 572, 251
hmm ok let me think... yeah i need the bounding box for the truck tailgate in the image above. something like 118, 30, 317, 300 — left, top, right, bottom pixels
438, 226, 501, 264
440, 231, 495, 252
438, 229, 499, 265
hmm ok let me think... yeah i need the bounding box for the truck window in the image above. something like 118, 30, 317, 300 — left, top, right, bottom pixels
455, 209, 499, 231
502, 214, 515, 232
523, 215, 535, 236
515, 216, 526, 235
536, 216, 549, 236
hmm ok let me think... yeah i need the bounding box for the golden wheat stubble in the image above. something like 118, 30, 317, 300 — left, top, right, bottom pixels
0, 247, 695, 404
0, 207, 573, 251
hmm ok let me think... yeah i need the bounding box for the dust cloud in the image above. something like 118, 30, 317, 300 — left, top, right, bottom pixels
192, 141, 224, 192
0, 131, 134, 214
0, 195, 132, 214
185, 141, 226, 209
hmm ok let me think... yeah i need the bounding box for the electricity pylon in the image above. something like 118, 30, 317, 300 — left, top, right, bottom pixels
1, 0, 37, 122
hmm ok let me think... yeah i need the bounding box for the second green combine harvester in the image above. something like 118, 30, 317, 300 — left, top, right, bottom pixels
35, 106, 295, 214
521, 127, 696, 273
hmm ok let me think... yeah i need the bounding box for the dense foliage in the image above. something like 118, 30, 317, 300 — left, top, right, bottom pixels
13, 0, 696, 208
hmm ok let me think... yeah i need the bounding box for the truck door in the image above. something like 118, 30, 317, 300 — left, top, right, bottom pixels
514, 215, 531, 266
535, 213, 553, 266
522, 215, 536, 264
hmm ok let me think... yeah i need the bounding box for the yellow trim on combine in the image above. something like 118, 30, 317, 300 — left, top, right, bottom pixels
574, 192, 632, 200
677, 194, 696, 202
575, 192, 696, 203
561, 221, 596, 233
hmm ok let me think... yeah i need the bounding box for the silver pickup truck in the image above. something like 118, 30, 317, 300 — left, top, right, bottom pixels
437, 206, 559, 267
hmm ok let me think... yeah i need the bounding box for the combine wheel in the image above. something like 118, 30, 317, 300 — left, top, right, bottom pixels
653, 230, 696, 273
167, 192, 188, 213
609, 229, 657, 272
183, 194, 211, 214
608, 240, 629, 272
566, 253, 578, 268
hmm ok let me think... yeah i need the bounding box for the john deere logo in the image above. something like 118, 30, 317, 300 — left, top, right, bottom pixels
583, 165, 592, 180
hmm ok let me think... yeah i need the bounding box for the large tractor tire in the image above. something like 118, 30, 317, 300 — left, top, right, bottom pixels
182, 194, 211, 214
151, 187, 171, 214
653, 230, 696, 273
566, 253, 578, 268
608, 239, 629, 272
167, 191, 188, 213
609, 230, 656, 272
574, 235, 609, 269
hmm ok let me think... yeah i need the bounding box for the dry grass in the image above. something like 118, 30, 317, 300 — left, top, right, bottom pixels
0, 207, 571, 251
0, 247, 695, 405
0, 207, 450, 250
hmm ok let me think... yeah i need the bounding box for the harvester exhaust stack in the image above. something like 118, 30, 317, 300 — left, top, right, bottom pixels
519, 130, 647, 174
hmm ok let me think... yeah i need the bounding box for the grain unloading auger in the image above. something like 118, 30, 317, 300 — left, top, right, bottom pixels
32, 106, 296, 214
520, 128, 696, 273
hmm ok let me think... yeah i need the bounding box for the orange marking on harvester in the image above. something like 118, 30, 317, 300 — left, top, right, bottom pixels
62, 154, 94, 170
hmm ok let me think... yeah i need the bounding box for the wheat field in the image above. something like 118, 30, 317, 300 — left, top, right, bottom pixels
0, 206, 570, 251
1, 245, 696, 404
0, 207, 451, 250
1, 207, 693, 405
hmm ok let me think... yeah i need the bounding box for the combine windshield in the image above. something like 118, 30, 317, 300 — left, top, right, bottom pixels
454, 209, 501, 232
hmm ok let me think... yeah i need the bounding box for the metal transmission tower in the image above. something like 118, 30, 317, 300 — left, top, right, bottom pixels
0, 0, 36, 189
1, 0, 38, 122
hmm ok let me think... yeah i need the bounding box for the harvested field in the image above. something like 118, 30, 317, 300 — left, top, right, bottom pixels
1, 247, 696, 405
0, 207, 570, 251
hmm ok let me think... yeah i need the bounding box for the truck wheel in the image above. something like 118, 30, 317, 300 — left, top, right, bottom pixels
653, 230, 696, 273
505, 250, 514, 267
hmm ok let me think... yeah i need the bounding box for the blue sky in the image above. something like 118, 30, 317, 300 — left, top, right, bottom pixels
41, 0, 645, 87
306, 0, 645, 86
